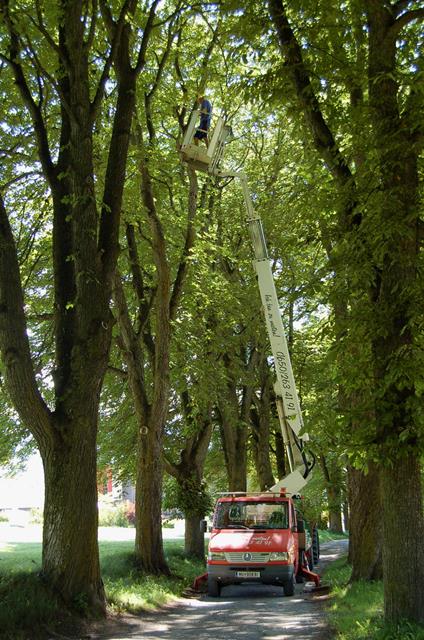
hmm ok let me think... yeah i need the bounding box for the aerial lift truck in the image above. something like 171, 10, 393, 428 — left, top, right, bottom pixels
181, 112, 319, 597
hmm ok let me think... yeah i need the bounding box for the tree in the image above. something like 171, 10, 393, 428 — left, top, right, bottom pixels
365, 0, 424, 622
164, 390, 213, 559
268, 0, 424, 623
0, 0, 159, 611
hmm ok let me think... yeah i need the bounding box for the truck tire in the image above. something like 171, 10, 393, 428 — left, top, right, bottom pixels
207, 577, 221, 597
283, 575, 295, 597
312, 528, 320, 564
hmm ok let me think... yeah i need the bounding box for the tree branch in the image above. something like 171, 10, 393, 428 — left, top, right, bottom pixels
163, 452, 179, 478
0, 190, 52, 447
113, 272, 151, 421
29, 1, 68, 68
393, 0, 416, 17
268, 0, 353, 187
134, 0, 161, 74
169, 166, 197, 321
145, 20, 179, 142
389, 8, 424, 38
91, 0, 134, 122
84, 0, 98, 50
0, 2, 57, 188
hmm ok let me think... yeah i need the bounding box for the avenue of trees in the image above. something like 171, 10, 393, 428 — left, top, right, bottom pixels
0, 0, 423, 627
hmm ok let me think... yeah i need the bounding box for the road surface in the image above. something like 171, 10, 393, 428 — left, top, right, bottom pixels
90, 539, 348, 640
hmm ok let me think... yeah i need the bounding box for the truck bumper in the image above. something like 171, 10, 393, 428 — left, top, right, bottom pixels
207, 563, 294, 586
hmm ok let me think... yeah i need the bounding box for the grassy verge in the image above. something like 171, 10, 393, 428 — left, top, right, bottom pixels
0, 538, 205, 640
323, 557, 424, 640
100, 540, 205, 613
317, 529, 349, 543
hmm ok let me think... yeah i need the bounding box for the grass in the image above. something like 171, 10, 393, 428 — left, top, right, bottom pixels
0, 538, 205, 640
99, 540, 205, 613
323, 556, 424, 640
317, 528, 349, 543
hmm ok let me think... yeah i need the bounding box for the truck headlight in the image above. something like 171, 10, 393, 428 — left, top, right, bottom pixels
269, 552, 289, 561
208, 551, 226, 561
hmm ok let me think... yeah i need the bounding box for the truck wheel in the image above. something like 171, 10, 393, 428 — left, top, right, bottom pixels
283, 575, 295, 597
312, 528, 320, 564
207, 577, 221, 597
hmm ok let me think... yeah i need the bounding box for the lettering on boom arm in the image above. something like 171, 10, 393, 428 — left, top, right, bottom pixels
265, 294, 280, 338
264, 295, 297, 420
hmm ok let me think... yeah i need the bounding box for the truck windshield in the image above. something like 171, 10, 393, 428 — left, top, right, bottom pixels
214, 501, 289, 530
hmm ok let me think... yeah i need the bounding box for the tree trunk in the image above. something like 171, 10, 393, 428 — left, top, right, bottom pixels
42, 420, 104, 613
251, 353, 275, 490
185, 516, 205, 560
348, 464, 382, 580
135, 426, 169, 574
327, 485, 343, 534
381, 453, 424, 623
219, 422, 248, 492
164, 407, 212, 559
251, 402, 274, 489
342, 498, 349, 532
365, 0, 424, 621
274, 430, 287, 480
320, 455, 345, 535
218, 350, 259, 492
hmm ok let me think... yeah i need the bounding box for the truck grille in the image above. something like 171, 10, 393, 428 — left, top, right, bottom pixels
225, 552, 270, 563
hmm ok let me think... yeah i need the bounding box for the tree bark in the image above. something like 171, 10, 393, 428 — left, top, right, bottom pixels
319, 455, 344, 534
348, 464, 382, 580
219, 348, 259, 492
274, 429, 287, 480
219, 406, 246, 492
380, 454, 424, 622
250, 350, 275, 490
42, 416, 104, 610
327, 487, 343, 534
185, 516, 205, 559
135, 425, 169, 574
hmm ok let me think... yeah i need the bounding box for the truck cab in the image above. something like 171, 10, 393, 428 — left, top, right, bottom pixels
207, 493, 311, 597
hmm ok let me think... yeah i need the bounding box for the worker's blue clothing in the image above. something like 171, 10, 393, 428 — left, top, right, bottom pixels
194, 99, 212, 140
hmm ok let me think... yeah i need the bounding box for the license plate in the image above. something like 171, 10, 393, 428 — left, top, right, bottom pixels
235, 571, 261, 578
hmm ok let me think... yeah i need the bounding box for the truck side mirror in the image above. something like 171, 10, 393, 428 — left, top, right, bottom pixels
200, 519, 207, 533
297, 519, 305, 533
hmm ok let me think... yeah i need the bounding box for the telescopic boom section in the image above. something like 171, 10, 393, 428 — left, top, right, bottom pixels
180, 111, 312, 494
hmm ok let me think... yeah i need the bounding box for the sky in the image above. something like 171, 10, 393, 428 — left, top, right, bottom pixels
0, 453, 44, 509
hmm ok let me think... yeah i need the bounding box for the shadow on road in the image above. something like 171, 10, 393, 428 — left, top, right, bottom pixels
91, 539, 348, 640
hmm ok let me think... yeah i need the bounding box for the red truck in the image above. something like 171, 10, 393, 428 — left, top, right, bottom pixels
206, 491, 319, 597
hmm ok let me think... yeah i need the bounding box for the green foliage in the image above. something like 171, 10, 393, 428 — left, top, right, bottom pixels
29, 508, 43, 525
163, 475, 213, 518
298, 468, 329, 526
98, 503, 135, 528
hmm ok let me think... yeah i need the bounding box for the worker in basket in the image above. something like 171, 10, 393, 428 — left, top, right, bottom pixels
194, 93, 212, 147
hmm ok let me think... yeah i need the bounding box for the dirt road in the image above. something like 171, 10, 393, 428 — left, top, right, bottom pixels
90, 539, 347, 640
